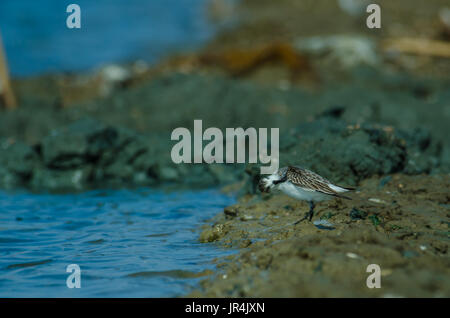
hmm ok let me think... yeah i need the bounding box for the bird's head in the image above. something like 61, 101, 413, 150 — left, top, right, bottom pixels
258, 167, 287, 193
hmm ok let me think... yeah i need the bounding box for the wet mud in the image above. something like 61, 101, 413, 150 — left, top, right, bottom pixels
193, 174, 449, 297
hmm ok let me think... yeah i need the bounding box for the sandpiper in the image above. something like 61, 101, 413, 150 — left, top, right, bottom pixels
258, 166, 354, 224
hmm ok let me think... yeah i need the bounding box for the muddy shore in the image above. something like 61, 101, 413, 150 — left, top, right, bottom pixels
192, 174, 449, 297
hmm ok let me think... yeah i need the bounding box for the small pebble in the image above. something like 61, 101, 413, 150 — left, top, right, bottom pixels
378, 175, 392, 188
313, 219, 335, 230
240, 215, 254, 221
369, 198, 387, 204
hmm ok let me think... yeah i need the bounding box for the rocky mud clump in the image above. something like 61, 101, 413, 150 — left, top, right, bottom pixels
0, 112, 445, 192
0, 118, 243, 191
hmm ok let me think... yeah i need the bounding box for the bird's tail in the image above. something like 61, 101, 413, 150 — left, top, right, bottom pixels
334, 193, 353, 200
329, 184, 355, 200
339, 185, 356, 191
329, 184, 355, 193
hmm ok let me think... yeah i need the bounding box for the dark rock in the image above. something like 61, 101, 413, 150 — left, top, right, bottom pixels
378, 175, 392, 188
224, 206, 239, 217
318, 106, 346, 118
32, 119, 155, 189
368, 215, 381, 226
403, 250, 419, 258
349, 208, 368, 220
41, 119, 105, 168
30, 166, 92, 191
0, 140, 38, 188
0, 166, 22, 189
0, 140, 37, 177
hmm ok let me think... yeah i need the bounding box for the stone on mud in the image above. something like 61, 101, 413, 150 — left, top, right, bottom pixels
0, 140, 38, 188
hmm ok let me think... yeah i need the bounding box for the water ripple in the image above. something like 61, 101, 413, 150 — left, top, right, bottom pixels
0, 188, 235, 297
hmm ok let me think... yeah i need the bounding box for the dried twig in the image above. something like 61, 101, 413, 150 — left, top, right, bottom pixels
0, 31, 17, 109
383, 37, 450, 58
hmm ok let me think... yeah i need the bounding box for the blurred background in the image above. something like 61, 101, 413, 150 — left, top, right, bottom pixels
0, 0, 215, 76
1, 0, 449, 188
0, 0, 449, 298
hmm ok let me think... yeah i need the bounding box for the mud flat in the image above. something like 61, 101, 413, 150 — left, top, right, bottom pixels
192, 173, 449, 297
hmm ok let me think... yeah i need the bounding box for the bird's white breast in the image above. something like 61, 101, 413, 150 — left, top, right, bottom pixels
277, 181, 330, 202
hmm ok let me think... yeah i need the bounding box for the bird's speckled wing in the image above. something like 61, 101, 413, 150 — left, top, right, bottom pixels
286, 166, 338, 196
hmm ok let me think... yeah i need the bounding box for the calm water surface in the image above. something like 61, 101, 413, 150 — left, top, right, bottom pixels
0, 189, 235, 297
0, 0, 215, 76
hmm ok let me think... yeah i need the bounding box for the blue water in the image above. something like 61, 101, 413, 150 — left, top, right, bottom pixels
0, 189, 235, 297
0, 0, 215, 76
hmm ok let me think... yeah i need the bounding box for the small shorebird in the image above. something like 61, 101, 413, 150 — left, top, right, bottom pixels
259, 166, 354, 224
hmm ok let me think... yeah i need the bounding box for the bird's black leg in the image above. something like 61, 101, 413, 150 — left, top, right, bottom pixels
308, 201, 315, 221
294, 201, 315, 225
